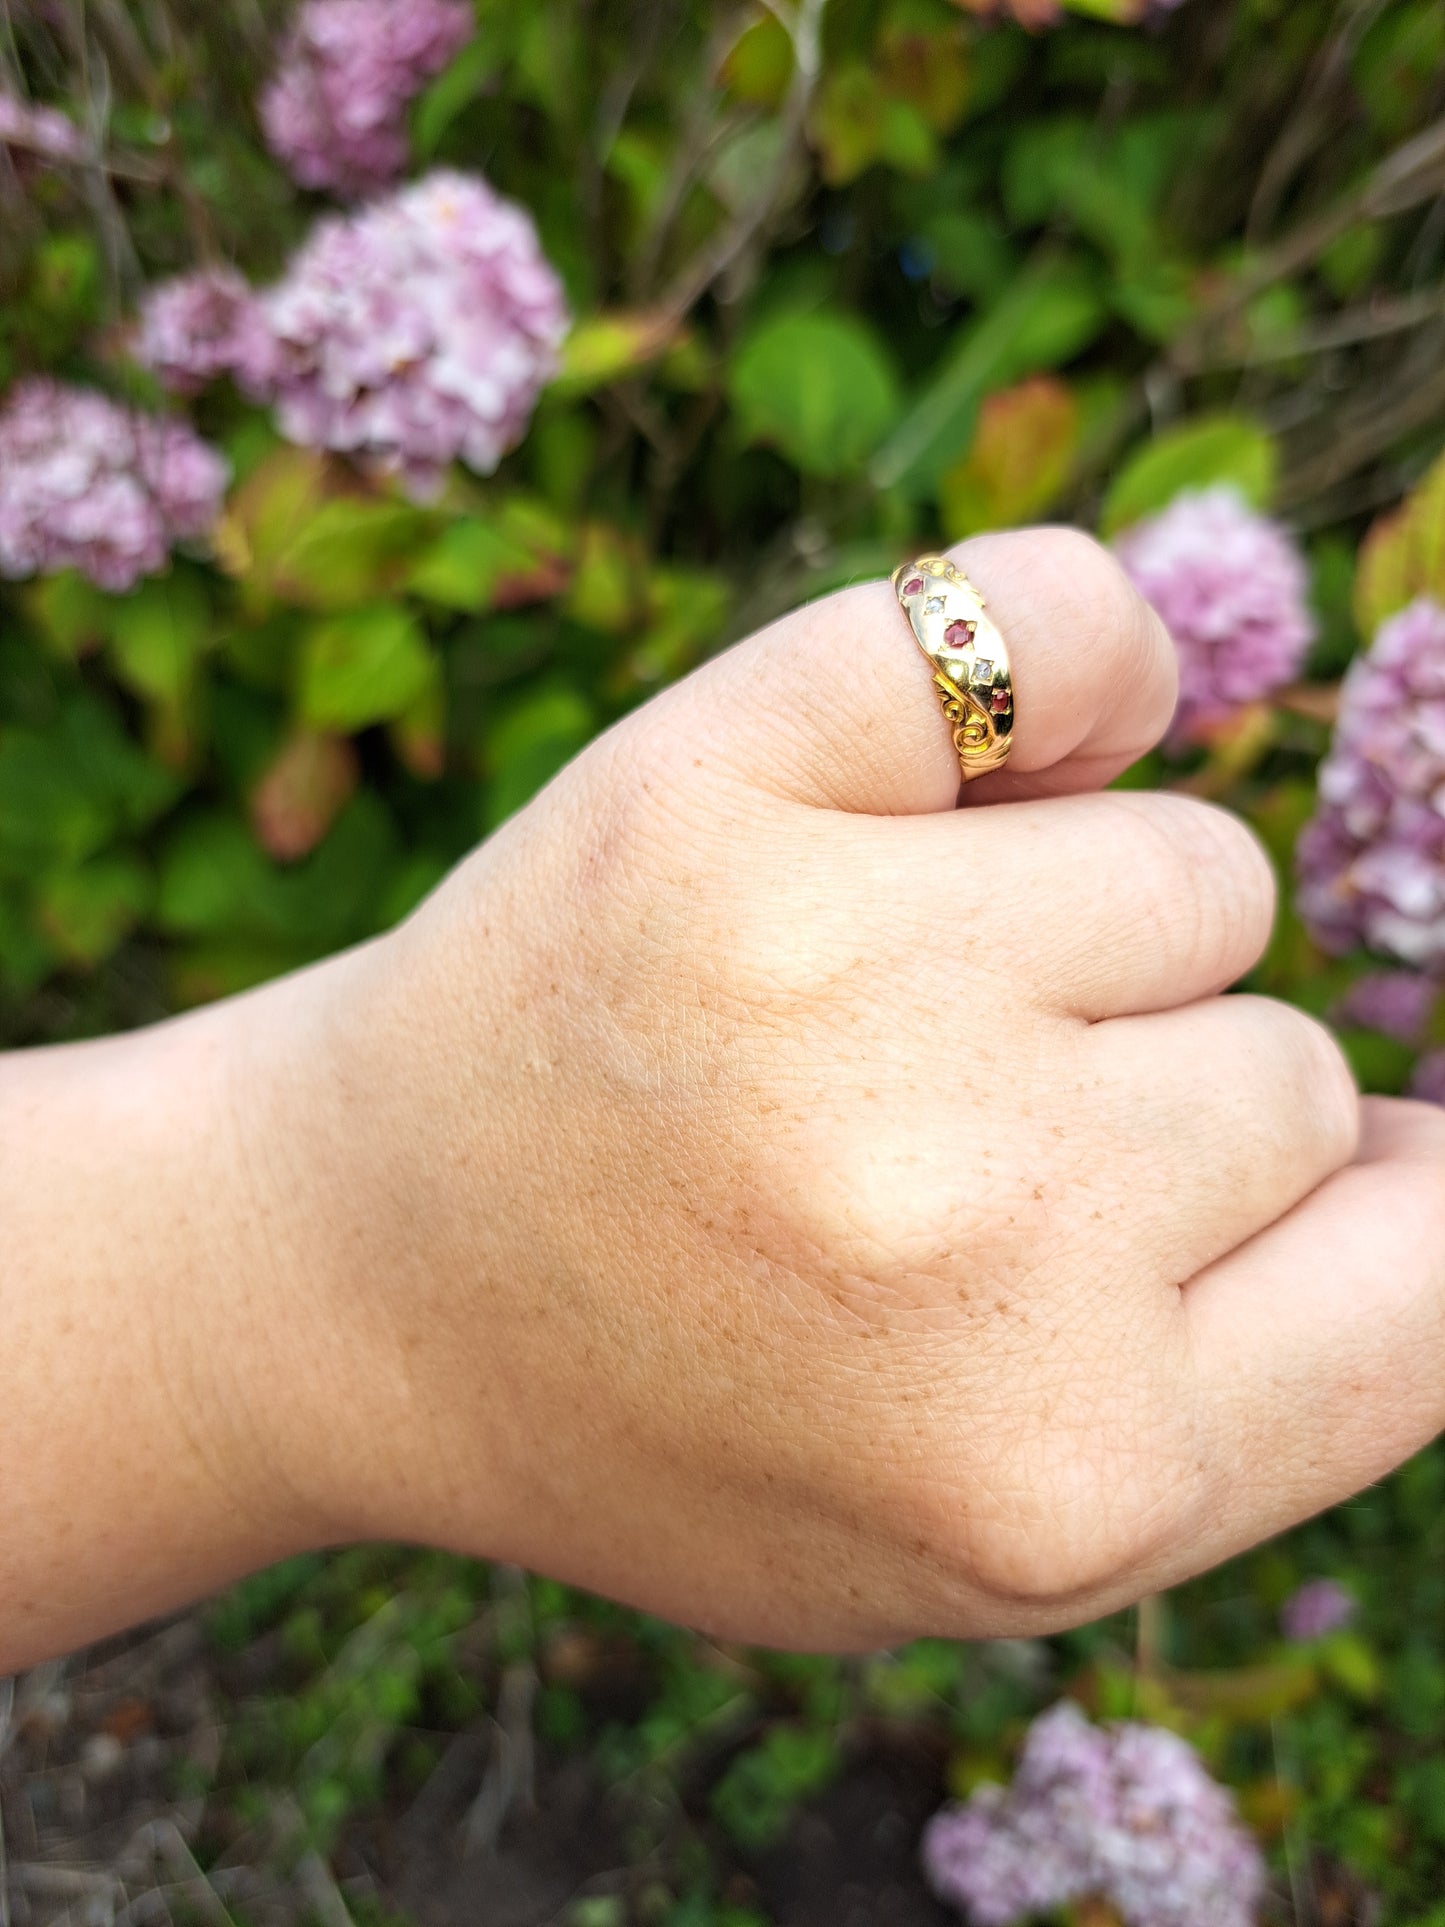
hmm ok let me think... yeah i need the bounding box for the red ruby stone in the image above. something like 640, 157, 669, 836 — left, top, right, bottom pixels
903, 576, 925, 596
991, 689, 1010, 713
944, 620, 976, 650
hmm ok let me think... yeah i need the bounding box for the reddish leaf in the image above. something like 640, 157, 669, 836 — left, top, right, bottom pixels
249, 732, 359, 863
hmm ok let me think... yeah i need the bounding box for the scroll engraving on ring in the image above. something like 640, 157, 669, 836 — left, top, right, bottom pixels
891, 555, 1013, 781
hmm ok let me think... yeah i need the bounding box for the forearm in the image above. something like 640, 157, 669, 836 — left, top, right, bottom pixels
0, 980, 338, 1670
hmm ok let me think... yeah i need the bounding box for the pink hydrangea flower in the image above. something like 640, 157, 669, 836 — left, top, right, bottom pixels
1297, 599, 1445, 973
1114, 486, 1316, 745
134, 266, 280, 399
0, 378, 229, 593
260, 0, 472, 198
257, 169, 569, 500
1410, 1048, 1445, 1107
1331, 969, 1439, 1043
0, 91, 88, 166
955, 0, 1185, 23
922, 1701, 1265, 1927
1280, 1579, 1356, 1643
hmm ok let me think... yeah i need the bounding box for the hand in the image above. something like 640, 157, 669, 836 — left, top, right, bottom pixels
236, 525, 1442, 1650
10, 530, 1443, 1669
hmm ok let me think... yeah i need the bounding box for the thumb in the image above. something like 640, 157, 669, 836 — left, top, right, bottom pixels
653, 528, 1178, 816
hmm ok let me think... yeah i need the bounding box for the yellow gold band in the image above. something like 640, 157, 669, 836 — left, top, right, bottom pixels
892, 556, 1014, 782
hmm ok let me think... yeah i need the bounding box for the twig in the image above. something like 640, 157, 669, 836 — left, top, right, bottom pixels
1176, 286, 1445, 374
628, 6, 754, 301
294, 1852, 355, 1927
11, 1866, 119, 1899
460, 1567, 537, 1855
1246, 0, 1391, 244
0, 1678, 11, 1927
1277, 330, 1445, 506
1134, 1595, 1166, 1686
656, 0, 827, 325
1168, 115, 1445, 373
0, 120, 162, 182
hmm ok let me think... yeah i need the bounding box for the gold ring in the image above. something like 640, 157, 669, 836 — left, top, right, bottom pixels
892, 556, 1014, 782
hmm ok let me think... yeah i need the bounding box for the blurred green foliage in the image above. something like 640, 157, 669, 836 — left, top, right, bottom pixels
5, 0, 1445, 1918
2, 0, 1444, 1048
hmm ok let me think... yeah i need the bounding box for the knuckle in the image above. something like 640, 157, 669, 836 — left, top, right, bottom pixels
1222, 996, 1359, 1165
1273, 1004, 1360, 1149
1115, 794, 1276, 977
1024, 527, 1173, 681
903, 1383, 1213, 1611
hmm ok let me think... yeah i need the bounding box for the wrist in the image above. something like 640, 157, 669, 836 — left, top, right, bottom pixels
0, 979, 355, 1664
207, 915, 522, 1566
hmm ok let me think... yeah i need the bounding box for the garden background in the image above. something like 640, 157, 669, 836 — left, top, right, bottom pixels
2, 0, 1445, 1922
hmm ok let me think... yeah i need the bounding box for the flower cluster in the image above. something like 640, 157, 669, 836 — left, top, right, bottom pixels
1411, 1049, 1445, 1106
1297, 599, 1445, 973
1114, 487, 1315, 745
260, 0, 473, 198
0, 378, 229, 593
1331, 969, 1439, 1044
0, 90, 87, 166
922, 1701, 1264, 1927
1281, 1578, 1356, 1643
255, 170, 569, 499
134, 266, 279, 398
953, 0, 1186, 25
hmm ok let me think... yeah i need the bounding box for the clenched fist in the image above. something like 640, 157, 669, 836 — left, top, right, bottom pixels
6, 529, 1445, 1668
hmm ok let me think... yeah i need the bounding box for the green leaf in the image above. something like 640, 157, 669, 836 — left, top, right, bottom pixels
711, 1724, 840, 1854
298, 606, 437, 733
939, 375, 1080, 538
0, 696, 179, 873
0, 887, 56, 994
1101, 416, 1279, 537
730, 309, 901, 478
809, 61, 888, 186
720, 11, 794, 107
550, 311, 679, 399
216, 448, 433, 615
108, 574, 212, 708
920, 210, 1017, 303
412, 33, 506, 159
1060, 0, 1147, 17
482, 682, 595, 829
1319, 1633, 1383, 1704
157, 813, 275, 937
408, 500, 571, 612
270, 497, 436, 612
159, 794, 397, 951
1353, 449, 1445, 636
622, 565, 730, 687
872, 256, 1105, 494
37, 853, 152, 966
565, 522, 647, 634
26, 571, 113, 658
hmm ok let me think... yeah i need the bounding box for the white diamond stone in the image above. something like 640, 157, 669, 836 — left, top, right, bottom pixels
973, 658, 995, 683
924, 597, 945, 616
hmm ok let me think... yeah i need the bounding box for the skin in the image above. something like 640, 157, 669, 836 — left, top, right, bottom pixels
4, 528, 1445, 1676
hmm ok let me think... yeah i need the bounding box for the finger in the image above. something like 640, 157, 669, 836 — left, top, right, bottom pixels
1180, 1096, 1445, 1559
1076, 995, 1359, 1290
906, 788, 1275, 1018
647, 528, 1177, 816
